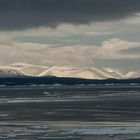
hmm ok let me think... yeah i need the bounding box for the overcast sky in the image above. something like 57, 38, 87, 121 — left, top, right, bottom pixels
0, 0, 140, 72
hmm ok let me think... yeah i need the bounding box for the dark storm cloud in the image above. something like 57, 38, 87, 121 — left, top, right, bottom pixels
0, 0, 140, 30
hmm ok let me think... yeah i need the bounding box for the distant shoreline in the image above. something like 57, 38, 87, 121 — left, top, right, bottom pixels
0, 76, 139, 86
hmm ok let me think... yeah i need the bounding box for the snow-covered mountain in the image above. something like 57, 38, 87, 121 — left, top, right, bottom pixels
11, 63, 46, 76
0, 66, 25, 77
0, 63, 139, 79
38, 66, 124, 79
125, 70, 140, 79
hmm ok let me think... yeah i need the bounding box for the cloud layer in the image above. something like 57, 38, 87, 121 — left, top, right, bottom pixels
0, 0, 140, 30
0, 35, 139, 68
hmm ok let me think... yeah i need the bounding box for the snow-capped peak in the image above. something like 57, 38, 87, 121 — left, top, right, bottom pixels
0, 66, 25, 77
0, 63, 139, 79
38, 66, 124, 79
125, 70, 140, 79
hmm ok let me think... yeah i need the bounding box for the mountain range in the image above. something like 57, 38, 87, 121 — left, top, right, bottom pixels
0, 63, 139, 79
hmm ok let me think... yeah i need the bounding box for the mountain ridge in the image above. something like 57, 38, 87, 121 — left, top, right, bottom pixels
0, 63, 139, 79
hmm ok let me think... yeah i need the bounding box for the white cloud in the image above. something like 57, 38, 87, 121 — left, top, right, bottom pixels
0, 35, 12, 45
0, 24, 113, 38
0, 36, 139, 66
95, 39, 140, 59
124, 13, 140, 24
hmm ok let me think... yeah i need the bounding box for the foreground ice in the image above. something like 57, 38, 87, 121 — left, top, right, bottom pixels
62, 127, 140, 135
